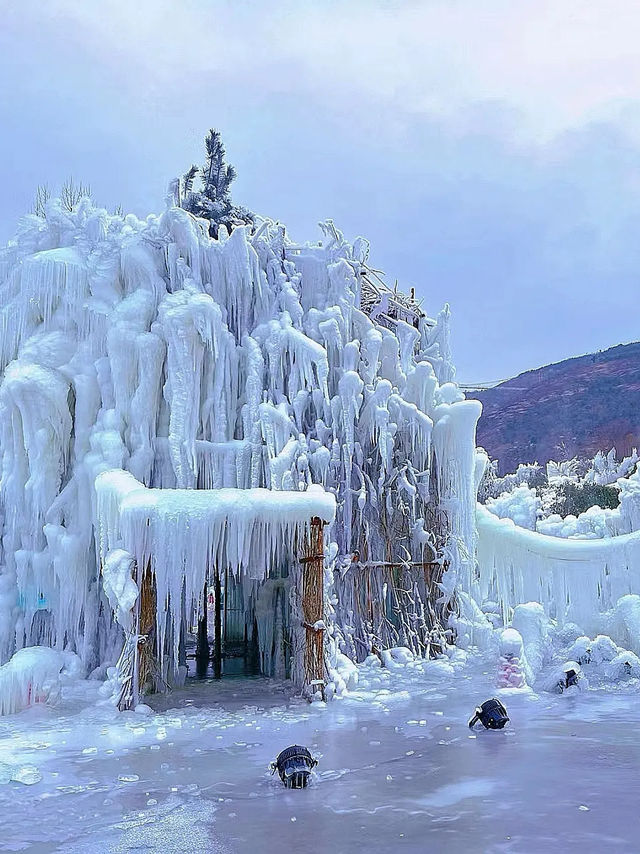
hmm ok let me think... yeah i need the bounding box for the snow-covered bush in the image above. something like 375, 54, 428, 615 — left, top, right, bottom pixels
478, 458, 545, 501
485, 484, 541, 530
479, 447, 639, 540
584, 448, 638, 486
545, 481, 619, 519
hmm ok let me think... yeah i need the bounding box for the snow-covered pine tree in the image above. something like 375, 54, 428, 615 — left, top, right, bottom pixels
180, 129, 254, 237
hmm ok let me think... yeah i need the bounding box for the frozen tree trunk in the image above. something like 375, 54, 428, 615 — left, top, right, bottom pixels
302, 517, 324, 698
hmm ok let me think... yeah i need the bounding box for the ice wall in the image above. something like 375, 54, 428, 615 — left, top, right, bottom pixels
477, 504, 640, 635
0, 194, 478, 673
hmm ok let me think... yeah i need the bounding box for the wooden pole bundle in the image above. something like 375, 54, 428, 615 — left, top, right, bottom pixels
136, 561, 157, 696
116, 559, 157, 711
333, 557, 450, 663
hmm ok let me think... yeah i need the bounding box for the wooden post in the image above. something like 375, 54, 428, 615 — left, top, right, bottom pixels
137, 561, 157, 696
195, 580, 209, 679
213, 566, 222, 679
117, 559, 157, 711
302, 516, 325, 697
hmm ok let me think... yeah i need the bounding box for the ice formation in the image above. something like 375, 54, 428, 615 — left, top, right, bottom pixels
477, 447, 640, 639
584, 448, 639, 486
96, 470, 335, 675
482, 447, 640, 541
0, 193, 480, 690
478, 504, 640, 639
0, 646, 81, 716
496, 627, 527, 688
485, 484, 541, 530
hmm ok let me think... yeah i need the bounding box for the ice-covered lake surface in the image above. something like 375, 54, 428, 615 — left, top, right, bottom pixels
1, 653, 639, 853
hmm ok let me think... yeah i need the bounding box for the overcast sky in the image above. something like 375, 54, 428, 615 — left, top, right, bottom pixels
1, 0, 639, 381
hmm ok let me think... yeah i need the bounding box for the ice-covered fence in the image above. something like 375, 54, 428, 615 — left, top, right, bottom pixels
477, 504, 640, 634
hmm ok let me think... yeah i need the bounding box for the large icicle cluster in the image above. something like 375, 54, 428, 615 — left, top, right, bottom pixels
0, 193, 480, 675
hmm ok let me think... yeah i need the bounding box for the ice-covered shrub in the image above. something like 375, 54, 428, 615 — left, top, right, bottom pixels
485, 484, 541, 530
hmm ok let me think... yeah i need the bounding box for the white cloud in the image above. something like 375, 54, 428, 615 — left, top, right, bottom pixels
2, 0, 640, 380
10, 0, 640, 142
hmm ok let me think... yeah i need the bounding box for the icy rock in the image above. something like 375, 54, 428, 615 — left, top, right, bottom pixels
567, 634, 619, 667
381, 647, 414, 667
567, 636, 593, 665
11, 765, 43, 785
605, 651, 640, 681
134, 703, 153, 716
540, 663, 588, 695
590, 635, 620, 663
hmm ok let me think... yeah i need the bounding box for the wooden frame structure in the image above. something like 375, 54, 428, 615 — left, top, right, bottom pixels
115, 514, 330, 710
333, 556, 450, 664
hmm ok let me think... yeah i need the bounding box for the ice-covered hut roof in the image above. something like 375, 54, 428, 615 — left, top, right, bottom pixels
96, 469, 335, 625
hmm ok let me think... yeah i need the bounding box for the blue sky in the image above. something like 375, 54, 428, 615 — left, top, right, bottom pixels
1, 0, 639, 381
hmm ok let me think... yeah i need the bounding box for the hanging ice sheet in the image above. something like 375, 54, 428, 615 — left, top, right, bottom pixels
477, 504, 640, 634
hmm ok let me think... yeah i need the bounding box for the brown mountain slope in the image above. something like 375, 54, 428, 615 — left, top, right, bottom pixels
474, 342, 640, 474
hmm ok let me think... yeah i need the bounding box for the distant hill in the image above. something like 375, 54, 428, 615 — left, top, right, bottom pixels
474, 342, 640, 474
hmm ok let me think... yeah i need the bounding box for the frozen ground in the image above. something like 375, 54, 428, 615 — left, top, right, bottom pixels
1, 653, 639, 853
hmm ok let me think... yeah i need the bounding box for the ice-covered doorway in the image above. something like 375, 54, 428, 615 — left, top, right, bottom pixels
190, 566, 292, 681
95, 471, 335, 709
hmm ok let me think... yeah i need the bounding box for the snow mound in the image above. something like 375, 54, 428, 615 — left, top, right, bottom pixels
512, 602, 550, 682
0, 646, 82, 716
